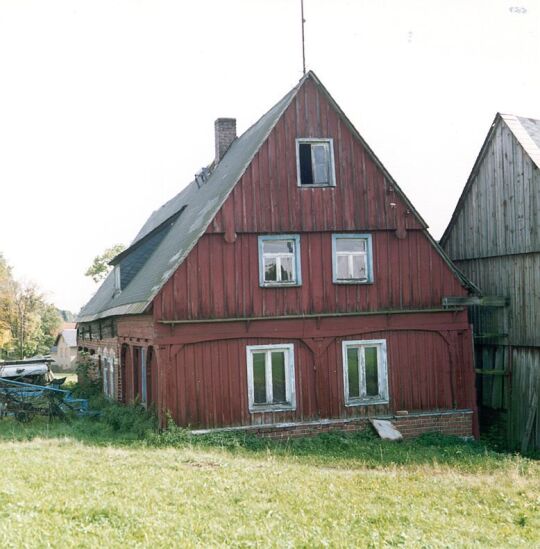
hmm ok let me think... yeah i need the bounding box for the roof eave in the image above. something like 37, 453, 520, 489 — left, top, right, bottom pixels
76, 301, 149, 323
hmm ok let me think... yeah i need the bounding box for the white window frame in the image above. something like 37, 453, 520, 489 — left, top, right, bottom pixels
332, 234, 374, 284
296, 138, 336, 187
102, 356, 115, 399
246, 344, 296, 412
258, 235, 302, 287
342, 339, 389, 406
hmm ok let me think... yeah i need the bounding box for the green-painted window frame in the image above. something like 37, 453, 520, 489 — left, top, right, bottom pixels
258, 234, 302, 287
332, 233, 374, 284
342, 339, 389, 406
246, 343, 296, 412
296, 138, 336, 187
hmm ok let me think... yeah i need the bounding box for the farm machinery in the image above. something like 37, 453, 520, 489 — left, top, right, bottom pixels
0, 358, 90, 421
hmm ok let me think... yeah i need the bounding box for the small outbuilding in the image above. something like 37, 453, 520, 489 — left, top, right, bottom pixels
52, 328, 77, 371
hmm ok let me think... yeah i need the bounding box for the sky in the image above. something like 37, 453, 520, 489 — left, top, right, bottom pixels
0, 0, 539, 313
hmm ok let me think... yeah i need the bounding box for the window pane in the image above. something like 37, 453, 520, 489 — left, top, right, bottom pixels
347, 347, 360, 398
264, 240, 294, 254
271, 351, 287, 403
336, 238, 365, 253
351, 255, 367, 280
280, 256, 294, 282
313, 163, 329, 185
312, 143, 328, 164
336, 255, 349, 279
364, 347, 379, 397
253, 353, 267, 404
312, 144, 329, 184
299, 143, 313, 184
264, 257, 277, 281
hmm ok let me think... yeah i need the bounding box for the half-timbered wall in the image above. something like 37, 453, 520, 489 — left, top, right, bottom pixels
155, 314, 475, 429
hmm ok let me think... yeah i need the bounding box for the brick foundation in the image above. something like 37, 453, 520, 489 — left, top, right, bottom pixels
191, 410, 474, 440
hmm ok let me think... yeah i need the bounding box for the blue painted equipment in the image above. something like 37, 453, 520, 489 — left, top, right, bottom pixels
0, 378, 91, 422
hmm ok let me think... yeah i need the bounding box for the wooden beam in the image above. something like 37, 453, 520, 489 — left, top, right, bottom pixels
475, 369, 507, 376
443, 296, 509, 308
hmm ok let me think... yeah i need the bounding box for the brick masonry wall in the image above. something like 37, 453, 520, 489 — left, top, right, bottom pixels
191, 410, 474, 440
77, 337, 121, 399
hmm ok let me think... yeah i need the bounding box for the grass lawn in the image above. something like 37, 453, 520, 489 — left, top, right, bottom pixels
0, 406, 538, 547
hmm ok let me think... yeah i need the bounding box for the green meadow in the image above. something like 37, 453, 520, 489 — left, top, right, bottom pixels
0, 400, 538, 548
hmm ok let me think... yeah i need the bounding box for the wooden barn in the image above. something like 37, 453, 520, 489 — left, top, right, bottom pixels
77, 71, 478, 438
441, 113, 540, 452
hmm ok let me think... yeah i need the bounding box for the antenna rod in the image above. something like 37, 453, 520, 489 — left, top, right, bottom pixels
301, 0, 306, 75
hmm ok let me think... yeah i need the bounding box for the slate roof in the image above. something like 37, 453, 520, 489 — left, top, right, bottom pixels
501, 114, 540, 169
78, 77, 300, 322
78, 71, 476, 323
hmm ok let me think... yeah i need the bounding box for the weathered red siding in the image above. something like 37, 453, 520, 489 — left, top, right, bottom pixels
154, 78, 465, 322
209, 78, 422, 234
155, 230, 465, 321
153, 312, 476, 431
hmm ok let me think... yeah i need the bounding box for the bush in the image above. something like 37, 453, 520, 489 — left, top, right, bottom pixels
74, 353, 102, 398
100, 401, 157, 438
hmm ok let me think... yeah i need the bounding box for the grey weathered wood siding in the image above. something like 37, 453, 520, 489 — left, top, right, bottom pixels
444, 118, 540, 261
442, 115, 540, 451
509, 348, 540, 451
454, 254, 540, 347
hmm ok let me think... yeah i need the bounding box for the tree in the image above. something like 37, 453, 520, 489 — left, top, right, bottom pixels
10, 283, 62, 359
85, 244, 125, 283
0, 254, 17, 356
0, 254, 63, 359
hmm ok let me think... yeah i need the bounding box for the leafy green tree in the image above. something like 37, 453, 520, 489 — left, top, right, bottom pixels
85, 244, 125, 283
0, 254, 63, 359
0, 254, 16, 355
10, 284, 62, 359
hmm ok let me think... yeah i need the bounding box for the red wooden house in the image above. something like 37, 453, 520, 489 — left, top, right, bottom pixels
78, 71, 478, 438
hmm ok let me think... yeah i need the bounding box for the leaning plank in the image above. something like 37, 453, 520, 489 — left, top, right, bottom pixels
370, 419, 403, 441
521, 389, 538, 454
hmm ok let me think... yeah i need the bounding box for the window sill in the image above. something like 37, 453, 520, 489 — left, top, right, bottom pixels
297, 183, 336, 188
260, 282, 302, 288
333, 280, 373, 285
345, 398, 389, 407
249, 404, 296, 413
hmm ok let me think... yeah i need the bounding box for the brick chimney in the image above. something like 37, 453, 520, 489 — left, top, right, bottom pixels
215, 118, 236, 163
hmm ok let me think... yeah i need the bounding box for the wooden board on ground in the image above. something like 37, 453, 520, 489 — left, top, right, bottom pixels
370, 419, 403, 441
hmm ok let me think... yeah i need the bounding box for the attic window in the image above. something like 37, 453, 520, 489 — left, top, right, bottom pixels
296, 138, 335, 187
